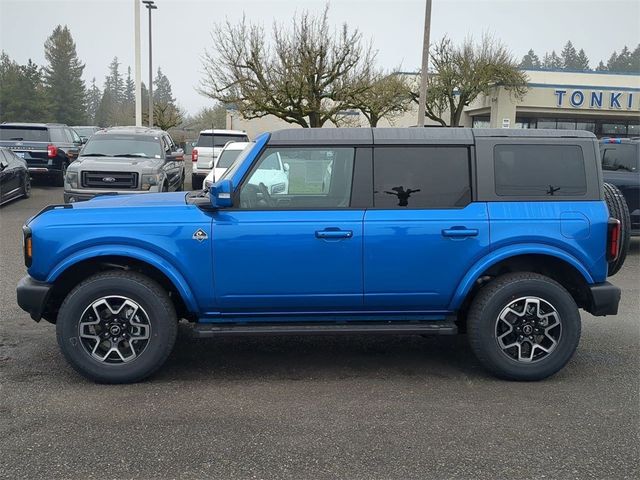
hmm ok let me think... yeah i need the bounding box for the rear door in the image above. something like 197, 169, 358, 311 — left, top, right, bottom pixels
364, 145, 489, 311
212, 145, 365, 312
0, 125, 50, 169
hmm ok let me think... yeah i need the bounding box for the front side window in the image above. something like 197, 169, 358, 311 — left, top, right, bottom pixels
374, 147, 471, 208
239, 147, 354, 209
81, 134, 163, 159
494, 144, 587, 197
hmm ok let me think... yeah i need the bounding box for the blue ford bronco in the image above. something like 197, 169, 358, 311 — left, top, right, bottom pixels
17, 128, 627, 383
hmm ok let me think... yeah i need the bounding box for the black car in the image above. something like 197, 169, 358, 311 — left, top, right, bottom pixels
600, 138, 640, 235
0, 147, 31, 205
0, 123, 82, 186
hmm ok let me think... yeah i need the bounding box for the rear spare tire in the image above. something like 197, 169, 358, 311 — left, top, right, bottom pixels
603, 182, 630, 276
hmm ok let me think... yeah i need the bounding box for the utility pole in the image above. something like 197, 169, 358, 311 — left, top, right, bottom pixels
142, 0, 157, 127
134, 0, 142, 126
417, 0, 432, 127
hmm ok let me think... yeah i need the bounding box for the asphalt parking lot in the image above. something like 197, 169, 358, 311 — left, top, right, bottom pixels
1, 173, 638, 479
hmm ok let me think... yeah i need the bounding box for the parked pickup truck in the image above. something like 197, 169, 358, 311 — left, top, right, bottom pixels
0, 122, 82, 186
17, 128, 627, 384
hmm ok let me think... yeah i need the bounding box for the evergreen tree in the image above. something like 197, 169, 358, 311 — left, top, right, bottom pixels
95, 89, 113, 127
42, 25, 86, 124
124, 66, 135, 104
595, 60, 607, 71
542, 51, 563, 69
519, 49, 541, 69
576, 49, 590, 71
105, 57, 124, 104
608, 46, 633, 72
561, 41, 580, 69
630, 44, 640, 72
0, 53, 48, 122
606, 51, 618, 71
153, 67, 175, 106
85, 77, 102, 124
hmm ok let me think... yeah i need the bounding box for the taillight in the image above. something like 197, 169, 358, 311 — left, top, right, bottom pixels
23, 225, 32, 267
607, 218, 621, 261
47, 144, 58, 158
192, 148, 198, 162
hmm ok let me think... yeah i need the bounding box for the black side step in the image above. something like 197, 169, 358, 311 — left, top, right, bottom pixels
192, 321, 457, 338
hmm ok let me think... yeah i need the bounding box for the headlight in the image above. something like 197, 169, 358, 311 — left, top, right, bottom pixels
141, 173, 161, 190
65, 171, 78, 189
270, 182, 286, 195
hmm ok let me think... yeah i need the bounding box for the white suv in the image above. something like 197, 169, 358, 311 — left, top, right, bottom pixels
191, 129, 249, 189
204, 141, 251, 190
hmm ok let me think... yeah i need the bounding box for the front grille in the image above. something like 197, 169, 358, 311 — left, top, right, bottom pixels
81, 171, 138, 189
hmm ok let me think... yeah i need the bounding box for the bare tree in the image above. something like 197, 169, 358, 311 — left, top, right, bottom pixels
415, 35, 528, 126
199, 5, 374, 128
349, 71, 413, 127
153, 102, 183, 131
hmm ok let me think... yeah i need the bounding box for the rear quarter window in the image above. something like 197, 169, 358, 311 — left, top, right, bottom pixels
494, 144, 587, 197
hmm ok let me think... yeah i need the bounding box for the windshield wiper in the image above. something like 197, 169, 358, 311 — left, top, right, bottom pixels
113, 153, 149, 158
8, 137, 24, 141
81, 153, 108, 157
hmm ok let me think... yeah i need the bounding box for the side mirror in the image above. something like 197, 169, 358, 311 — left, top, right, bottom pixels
210, 179, 233, 208
283, 162, 290, 173
173, 148, 184, 161
80, 136, 88, 144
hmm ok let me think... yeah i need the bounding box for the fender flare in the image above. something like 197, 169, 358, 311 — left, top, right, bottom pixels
449, 243, 594, 310
47, 245, 199, 312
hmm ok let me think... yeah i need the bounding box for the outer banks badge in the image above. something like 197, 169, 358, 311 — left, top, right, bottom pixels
192, 229, 208, 242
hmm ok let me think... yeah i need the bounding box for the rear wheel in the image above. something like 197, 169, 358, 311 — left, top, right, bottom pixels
23, 174, 31, 198
54, 160, 68, 187
191, 173, 204, 190
467, 272, 581, 381
56, 271, 178, 383
603, 182, 630, 276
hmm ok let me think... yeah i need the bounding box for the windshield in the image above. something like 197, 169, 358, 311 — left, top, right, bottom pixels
81, 135, 162, 158
197, 133, 248, 148
220, 142, 255, 181
0, 126, 49, 142
216, 149, 243, 168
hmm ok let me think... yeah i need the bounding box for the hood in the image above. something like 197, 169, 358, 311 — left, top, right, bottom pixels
72, 156, 159, 171
71, 192, 189, 209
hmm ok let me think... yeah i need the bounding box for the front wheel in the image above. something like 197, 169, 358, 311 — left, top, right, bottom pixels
467, 272, 581, 381
56, 271, 178, 383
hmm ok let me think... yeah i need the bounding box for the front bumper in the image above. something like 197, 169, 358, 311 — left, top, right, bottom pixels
585, 281, 621, 316
17, 276, 53, 322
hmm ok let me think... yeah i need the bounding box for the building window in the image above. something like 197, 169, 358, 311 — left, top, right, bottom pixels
602, 123, 628, 136
472, 116, 490, 128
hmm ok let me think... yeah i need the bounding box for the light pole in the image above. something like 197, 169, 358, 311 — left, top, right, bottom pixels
134, 0, 142, 126
142, 0, 157, 127
417, 0, 432, 127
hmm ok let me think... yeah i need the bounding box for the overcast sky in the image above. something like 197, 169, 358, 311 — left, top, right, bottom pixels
1, 0, 639, 115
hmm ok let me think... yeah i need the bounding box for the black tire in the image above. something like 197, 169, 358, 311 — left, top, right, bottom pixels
161, 182, 169, 192
603, 182, 630, 276
467, 272, 581, 381
177, 174, 185, 191
56, 270, 178, 384
23, 174, 31, 198
54, 161, 68, 187
191, 173, 203, 191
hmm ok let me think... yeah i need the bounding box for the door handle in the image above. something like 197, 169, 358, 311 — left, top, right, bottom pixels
441, 227, 479, 238
315, 229, 353, 239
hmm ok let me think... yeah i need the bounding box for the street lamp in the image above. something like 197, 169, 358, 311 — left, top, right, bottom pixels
142, 0, 157, 128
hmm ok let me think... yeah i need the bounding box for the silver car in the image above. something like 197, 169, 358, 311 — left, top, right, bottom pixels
64, 127, 185, 203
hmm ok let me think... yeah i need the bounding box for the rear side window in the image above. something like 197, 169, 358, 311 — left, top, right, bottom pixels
373, 147, 471, 208
49, 128, 68, 143
494, 145, 587, 197
601, 144, 638, 172
198, 134, 248, 147
0, 126, 49, 142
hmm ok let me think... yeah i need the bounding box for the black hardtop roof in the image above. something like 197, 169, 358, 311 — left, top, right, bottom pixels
268, 127, 596, 145
0, 122, 68, 128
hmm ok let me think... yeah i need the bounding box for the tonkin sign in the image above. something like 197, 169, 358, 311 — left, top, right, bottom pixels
554, 89, 639, 110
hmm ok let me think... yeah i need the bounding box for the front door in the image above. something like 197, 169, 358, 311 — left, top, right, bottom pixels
364, 146, 490, 311
213, 146, 364, 312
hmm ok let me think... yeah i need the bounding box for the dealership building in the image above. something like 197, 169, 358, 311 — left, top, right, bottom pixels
226, 69, 639, 138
